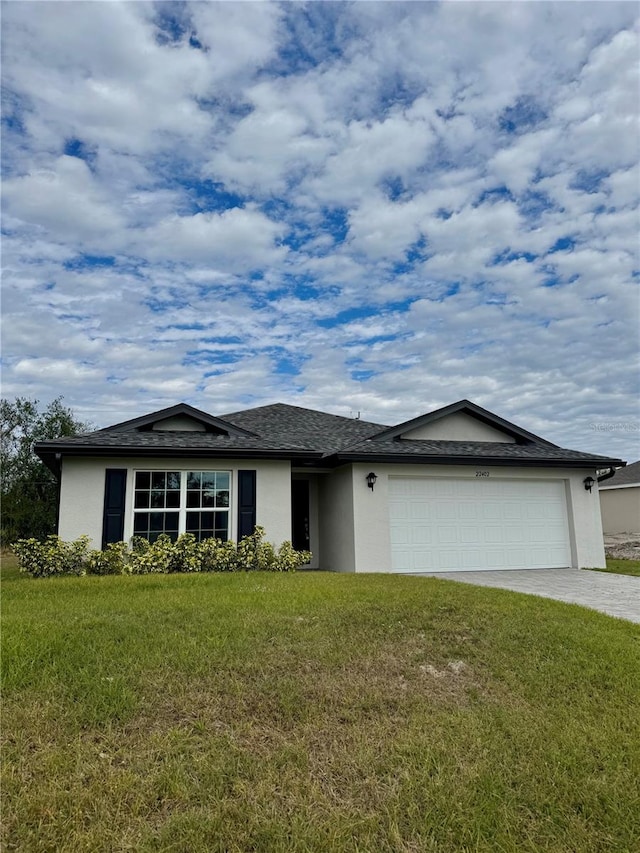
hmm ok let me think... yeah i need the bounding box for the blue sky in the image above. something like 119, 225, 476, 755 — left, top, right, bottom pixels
1, 1, 639, 459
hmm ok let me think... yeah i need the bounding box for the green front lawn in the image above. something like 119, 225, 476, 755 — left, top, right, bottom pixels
2, 559, 639, 852
590, 557, 640, 578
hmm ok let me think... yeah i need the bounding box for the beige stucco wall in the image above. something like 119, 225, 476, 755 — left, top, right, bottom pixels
317, 465, 355, 572
402, 412, 516, 442
348, 463, 606, 571
58, 458, 107, 545
599, 487, 640, 535
58, 456, 292, 549
58, 455, 608, 570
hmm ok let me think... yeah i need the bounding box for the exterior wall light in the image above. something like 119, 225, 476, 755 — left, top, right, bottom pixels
366, 472, 378, 491
583, 476, 595, 492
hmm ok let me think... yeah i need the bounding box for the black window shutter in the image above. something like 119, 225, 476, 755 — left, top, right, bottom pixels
237, 470, 256, 539
102, 469, 127, 548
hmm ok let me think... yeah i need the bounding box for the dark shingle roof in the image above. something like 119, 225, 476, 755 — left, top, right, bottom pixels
335, 436, 620, 465
220, 403, 384, 454
41, 430, 318, 453
600, 460, 640, 487
34, 401, 625, 470
33, 404, 385, 467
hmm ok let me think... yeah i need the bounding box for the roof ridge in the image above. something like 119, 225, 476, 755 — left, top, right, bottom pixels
221, 401, 386, 429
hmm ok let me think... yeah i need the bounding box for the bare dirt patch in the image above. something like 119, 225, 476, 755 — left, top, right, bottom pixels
604, 534, 640, 560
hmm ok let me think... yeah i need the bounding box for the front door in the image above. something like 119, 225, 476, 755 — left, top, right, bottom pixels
292, 479, 310, 552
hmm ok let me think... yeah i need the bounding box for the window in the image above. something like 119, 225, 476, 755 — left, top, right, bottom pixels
185, 471, 230, 540
133, 470, 230, 543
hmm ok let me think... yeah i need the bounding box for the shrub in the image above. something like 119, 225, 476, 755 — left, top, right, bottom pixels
198, 537, 239, 572
231, 527, 310, 572
128, 534, 174, 575
275, 540, 311, 572
12, 535, 91, 578
236, 526, 268, 571
87, 541, 129, 575
130, 536, 150, 556
167, 533, 200, 573
13, 527, 311, 577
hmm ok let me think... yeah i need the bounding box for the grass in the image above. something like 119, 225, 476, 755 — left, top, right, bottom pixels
588, 557, 640, 578
2, 554, 640, 853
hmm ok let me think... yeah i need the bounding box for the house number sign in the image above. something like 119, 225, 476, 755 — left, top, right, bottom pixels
475, 471, 490, 477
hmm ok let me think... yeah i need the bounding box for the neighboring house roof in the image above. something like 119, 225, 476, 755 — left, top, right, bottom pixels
599, 460, 640, 489
34, 400, 625, 473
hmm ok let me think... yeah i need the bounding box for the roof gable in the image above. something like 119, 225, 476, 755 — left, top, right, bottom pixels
370, 400, 557, 446
103, 403, 257, 437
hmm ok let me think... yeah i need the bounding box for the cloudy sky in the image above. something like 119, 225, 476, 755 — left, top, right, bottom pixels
2, 1, 639, 459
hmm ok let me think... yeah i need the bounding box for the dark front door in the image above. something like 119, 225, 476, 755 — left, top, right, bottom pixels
292, 479, 310, 552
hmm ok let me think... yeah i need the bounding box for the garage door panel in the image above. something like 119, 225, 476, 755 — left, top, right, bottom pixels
413, 550, 435, 571
530, 546, 554, 563
389, 477, 571, 572
390, 526, 410, 545
440, 550, 463, 569
505, 526, 526, 544
544, 523, 568, 542
506, 547, 528, 566
436, 503, 458, 521
436, 480, 456, 498
549, 545, 571, 562
391, 548, 411, 570
525, 504, 547, 520
482, 482, 503, 498
459, 525, 481, 543
411, 527, 433, 545
458, 503, 480, 521
482, 504, 502, 521
484, 526, 505, 544
390, 500, 409, 521
461, 550, 483, 569
485, 547, 508, 566
503, 504, 525, 521
410, 502, 433, 521
437, 525, 458, 544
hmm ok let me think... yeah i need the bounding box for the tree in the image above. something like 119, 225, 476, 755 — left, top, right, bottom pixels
1, 397, 89, 544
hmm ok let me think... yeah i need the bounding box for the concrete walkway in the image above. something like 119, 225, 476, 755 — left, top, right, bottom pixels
417, 568, 640, 623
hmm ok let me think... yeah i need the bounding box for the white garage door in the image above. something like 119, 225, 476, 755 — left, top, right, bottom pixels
389, 477, 571, 572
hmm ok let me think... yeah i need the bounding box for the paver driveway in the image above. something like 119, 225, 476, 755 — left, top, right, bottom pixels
418, 568, 640, 623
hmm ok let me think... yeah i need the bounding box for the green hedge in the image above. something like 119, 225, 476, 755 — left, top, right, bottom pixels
12, 527, 311, 577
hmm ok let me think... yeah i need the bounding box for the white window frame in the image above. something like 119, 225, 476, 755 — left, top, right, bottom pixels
131, 469, 232, 542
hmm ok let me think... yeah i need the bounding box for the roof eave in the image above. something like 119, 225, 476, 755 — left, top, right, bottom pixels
331, 452, 625, 468
34, 443, 324, 463
599, 482, 640, 490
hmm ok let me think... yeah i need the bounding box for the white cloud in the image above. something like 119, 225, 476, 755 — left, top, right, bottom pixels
13, 358, 103, 383
139, 206, 287, 269
189, 2, 284, 82
205, 85, 332, 194
489, 129, 560, 195
2, 3, 216, 156
2, 156, 124, 241
1, 2, 638, 460
306, 112, 435, 206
